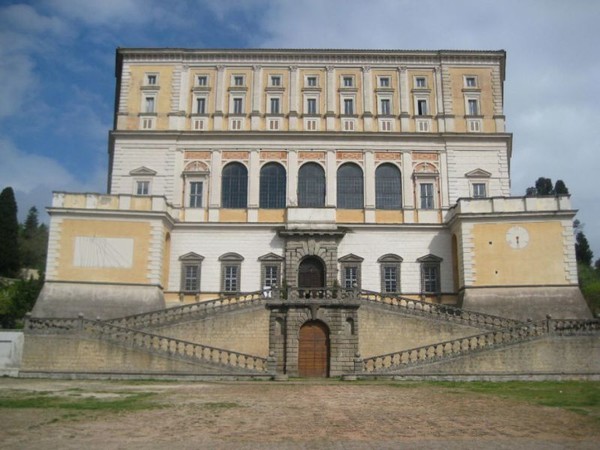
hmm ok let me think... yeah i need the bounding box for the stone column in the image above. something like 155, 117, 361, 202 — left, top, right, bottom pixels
362, 66, 373, 131
288, 65, 299, 131
398, 66, 410, 131
251, 65, 262, 130
326, 150, 337, 207
326, 66, 336, 131
248, 149, 260, 222
402, 152, 415, 223
434, 67, 445, 132
287, 150, 298, 207
364, 150, 376, 223
208, 149, 221, 221
214, 65, 226, 130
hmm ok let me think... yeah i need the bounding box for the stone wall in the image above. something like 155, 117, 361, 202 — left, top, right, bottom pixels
358, 303, 482, 358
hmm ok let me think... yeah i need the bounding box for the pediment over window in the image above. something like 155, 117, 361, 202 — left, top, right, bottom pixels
219, 252, 244, 261
258, 252, 284, 262
338, 253, 364, 263
465, 168, 491, 178
129, 166, 157, 176
413, 162, 439, 174
183, 160, 210, 173
179, 252, 205, 261
377, 253, 403, 263
417, 254, 443, 263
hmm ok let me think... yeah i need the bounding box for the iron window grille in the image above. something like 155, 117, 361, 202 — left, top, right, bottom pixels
375, 164, 402, 209
337, 163, 364, 209
298, 163, 326, 207
259, 163, 286, 208
221, 163, 248, 208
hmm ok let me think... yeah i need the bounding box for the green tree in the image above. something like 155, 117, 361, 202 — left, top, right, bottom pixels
0, 187, 20, 277
554, 179, 569, 195
19, 207, 48, 272
575, 231, 593, 266
0, 277, 42, 329
535, 177, 554, 195
23, 206, 39, 238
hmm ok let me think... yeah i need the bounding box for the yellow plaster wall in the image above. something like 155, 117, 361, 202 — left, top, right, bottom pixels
127, 65, 174, 130
472, 222, 567, 286
220, 209, 248, 222
56, 219, 151, 284
258, 209, 285, 223
63, 195, 87, 209
337, 209, 365, 223
375, 210, 403, 224
448, 67, 494, 133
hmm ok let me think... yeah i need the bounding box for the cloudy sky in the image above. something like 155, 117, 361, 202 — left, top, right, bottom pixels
1, 0, 599, 260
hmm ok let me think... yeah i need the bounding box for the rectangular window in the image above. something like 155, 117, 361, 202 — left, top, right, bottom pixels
344, 98, 354, 115
189, 181, 203, 207
136, 181, 150, 196
343, 266, 358, 289
415, 77, 426, 88
307, 98, 317, 115
233, 98, 243, 114
196, 98, 206, 114
307, 76, 317, 87
468, 99, 479, 116
379, 77, 390, 87
422, 265, 439, 293
183, 265, 200, 292
417, 99, 428, 116
380, 99, 391, 115
146, 74, 157, 85
465, 76, 477, 87
270, 97, 280, 114
420, 183, 434, 209
343, 76, 353, 87
271, 75, 281, 86
234, 76, 244, 86
263, 265, 278, 288
145, 97, 155, 113
197, 75, 208, 86
473, 183, 486, 198
223, 265, 239, 292
383, 266, 398, 293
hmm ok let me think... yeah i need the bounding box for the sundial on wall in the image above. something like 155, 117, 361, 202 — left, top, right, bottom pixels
505, 226, 530, 249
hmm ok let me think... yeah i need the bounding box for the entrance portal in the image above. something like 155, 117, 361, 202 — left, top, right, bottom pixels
298, 256, 325, 288
298, 321, 330, 377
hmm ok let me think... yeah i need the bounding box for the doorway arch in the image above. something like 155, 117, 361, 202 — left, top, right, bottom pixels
298, 256, 325, 288
298, 320, 330, 377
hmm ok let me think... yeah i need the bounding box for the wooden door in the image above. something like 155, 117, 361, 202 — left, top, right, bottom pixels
298, 321, 329, 377
298, 257, 325, 288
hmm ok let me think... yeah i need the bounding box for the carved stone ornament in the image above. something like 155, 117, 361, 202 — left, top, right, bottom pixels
362, 66, 371, 73
289, 65, 298, 72
252, 65, 262, 71
216, 65, 225, 72
326, 66, 336, 73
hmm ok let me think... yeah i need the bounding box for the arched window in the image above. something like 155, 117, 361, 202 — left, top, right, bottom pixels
376, 163, 402, 209
221, 162, 248, 208
298, 163, 325, 207
259, 163, 286, 208
337, 163, 363, 209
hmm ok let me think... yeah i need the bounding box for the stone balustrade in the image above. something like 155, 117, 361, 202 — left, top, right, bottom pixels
50, 192, 176, 216
448, 195, 573, 220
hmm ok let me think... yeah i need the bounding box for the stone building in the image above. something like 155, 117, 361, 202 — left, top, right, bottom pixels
28, 49, 594, 378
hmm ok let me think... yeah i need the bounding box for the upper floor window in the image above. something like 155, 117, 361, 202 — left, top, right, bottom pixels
233, 97, 243, 115
380, 98, 391, 115
337, 163, 364, 209
420, 183, 435, 209
418, 254, 443, 295
219, 252, 244, 293
472, 183, 487, 198
415, 77, 427, 88
376, 164, 402, 209
197, 75, 208, 86
343, 76, 354, 87
417, 99, 428, 116
379, 77, 390, 87
465, 76, 477, 88
179, 252, 204, 293
189, 181, 203, 208
259, 253, 284, 291
306, 98, 317, 115
270, 97, 280, 114
259, 163, 286, 209
221, 162, 248, 208
298, 163, 325, 208
270, 75, 281, 86
343, 98, 354, 115
307, 76, 317, 87
146, 74, 158, 86
136, 180, 150, 196
378, 254, 403, 293
339, 254, 364, 289
467, 99, 479, 116
144, 96, 155, 113
233, 75, 244, 86
196, 97, 206, 114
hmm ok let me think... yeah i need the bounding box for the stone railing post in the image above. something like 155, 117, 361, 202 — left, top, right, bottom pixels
78, 313, 84, 332
267, 351, 277, 375
546, 314, 553, 334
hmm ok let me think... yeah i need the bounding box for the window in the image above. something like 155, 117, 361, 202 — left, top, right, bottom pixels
306, 98, 317, 115
339, 254, 363, 289
196, 97, 206, 114
417, 99, 428, 116
221, 162, 248, 208
380, 98, 391, 115
219, 253, 244, 293
270, 97, 280, 114
189, 181, 203, 208
298, 163, 325, 207
343, 76, 353, 87
344, 266, 358, 288
259, 163, 286, 208
418, 254, 443, 295
144, 96, 155, 113
179, 253, 204, 293
420, 183, 434, 209
378, 254, 403, 293
136, 180, 150, 196
197, 75, 208, 86
307, 76, 317, 87
264, 265, 278, 288
337, 163, 364, 209
415, 77, 426, 88
376, 164, 402, 209
259, 253, 284, 291
343, 98, 354, 115
270, 75, 281, 86
465, 76, 477, 87
379, 77, 390, 87
472, 183, 487, 198
234, 75, 244, 86
146, 74, 157, 85
233, 98, 243, 114
468, 99, 479, 116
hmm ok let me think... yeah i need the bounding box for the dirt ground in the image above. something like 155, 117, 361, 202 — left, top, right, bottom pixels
0, 378, 598, 449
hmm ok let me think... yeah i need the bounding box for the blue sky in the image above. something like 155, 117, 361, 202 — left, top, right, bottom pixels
1, 0, 599, 260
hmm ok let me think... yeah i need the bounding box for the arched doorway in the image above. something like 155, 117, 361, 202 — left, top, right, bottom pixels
298, 321, 330, 377
298, 256, 325, 288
